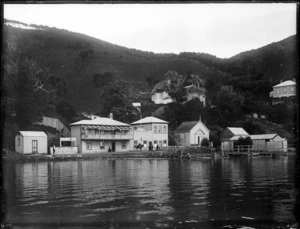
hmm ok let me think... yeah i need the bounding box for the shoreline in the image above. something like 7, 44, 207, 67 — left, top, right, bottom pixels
2, 150, 295, 163
2, 150, 215, 163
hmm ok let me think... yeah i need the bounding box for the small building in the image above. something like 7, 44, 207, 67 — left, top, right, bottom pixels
131, 116, 169, 149
70, 117, 133, 153
250, 134, 287, 152
270, 80, 296, 104
174, 120, 210, 146
15, 131, 48, 154
220, 127, 249, 151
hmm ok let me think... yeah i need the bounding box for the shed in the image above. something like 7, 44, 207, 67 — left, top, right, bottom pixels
15, 131, 48, 154
220, 127, 249, 151
250, 134, 287, 152
174, 120, 210, 146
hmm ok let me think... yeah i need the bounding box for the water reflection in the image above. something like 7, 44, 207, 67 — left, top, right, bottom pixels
3, 156, 296, 228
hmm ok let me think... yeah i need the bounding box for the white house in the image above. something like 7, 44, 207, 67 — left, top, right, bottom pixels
15, 131, 48, 154
70, 117, 133, 153
174, 120, 210, 146
131, 116, 169, 149
270, 80, 296, 104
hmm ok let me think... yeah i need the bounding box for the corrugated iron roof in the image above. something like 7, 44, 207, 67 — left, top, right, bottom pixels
131, 116, 168, 125
81, 125, 131, 131
19, 131, 47, 137
175, 121, 199, 132
273, 80, 296, 88
227, 127, 249, 136
70, 117, 130, 126
250, 134, 278, 140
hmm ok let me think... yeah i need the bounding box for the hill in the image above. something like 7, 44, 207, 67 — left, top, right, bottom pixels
2, 19, 297, 148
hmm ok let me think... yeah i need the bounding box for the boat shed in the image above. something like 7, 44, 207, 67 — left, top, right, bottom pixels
250, 134, 287, 152
15, 131, 48, 154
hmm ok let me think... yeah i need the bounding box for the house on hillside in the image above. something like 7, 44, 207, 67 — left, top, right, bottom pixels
269, 80, 296, 104
70, 117, 133, 153
250, 134, 287, 152
174, 120, 210, 147
15, 131, 48, 154
35, 116, 70, 137
131, 116, 169, 150
220, 127, 249, 151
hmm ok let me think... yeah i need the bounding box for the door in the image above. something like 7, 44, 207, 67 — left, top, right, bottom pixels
32, 140, 38, 153
198, 136, 201, 145
112, 142, 115, 152
159, 141, 162, 149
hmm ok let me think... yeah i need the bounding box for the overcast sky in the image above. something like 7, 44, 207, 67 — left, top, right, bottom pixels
4, 3, 297, 58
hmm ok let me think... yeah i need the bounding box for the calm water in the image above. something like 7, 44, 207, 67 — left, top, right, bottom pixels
3, 156, 296, 228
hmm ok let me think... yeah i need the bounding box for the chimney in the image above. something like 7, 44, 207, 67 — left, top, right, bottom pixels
109, 113, 113, 119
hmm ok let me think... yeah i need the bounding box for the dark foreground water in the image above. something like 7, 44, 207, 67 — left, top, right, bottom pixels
3, 156, 296, 228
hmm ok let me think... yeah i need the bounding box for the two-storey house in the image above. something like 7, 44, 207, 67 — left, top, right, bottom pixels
70, 117, 133, 153
131, 116, 169, 149
270, 80, 296, 104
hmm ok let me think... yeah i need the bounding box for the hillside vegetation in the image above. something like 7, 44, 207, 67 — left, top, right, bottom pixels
2, 19, 298, 148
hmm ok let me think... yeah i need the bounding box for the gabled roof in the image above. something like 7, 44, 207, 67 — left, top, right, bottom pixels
131, 116, 168, 125
175, 120, 209, 133
273, 80, 296, 88
250, 134, 279, 140
19, 131, 47, 137
70, 117, 130, 126
227, 127, 249, 136
175, 121, 198, 132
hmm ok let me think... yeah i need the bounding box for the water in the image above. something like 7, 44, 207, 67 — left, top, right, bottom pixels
2, 156, 296, 228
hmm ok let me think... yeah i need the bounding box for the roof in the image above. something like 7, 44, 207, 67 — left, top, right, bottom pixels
227, 127, 249, 136
19, 131, 47, 137
175, 121, 199, 132
250, 134, 279, 140
70, 117, 130, 126
273, 80, 296, 88
131, 116, 168, 125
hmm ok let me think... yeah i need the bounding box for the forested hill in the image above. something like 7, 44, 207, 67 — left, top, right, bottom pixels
2, 19, 297, 147
3, 19, 229, 111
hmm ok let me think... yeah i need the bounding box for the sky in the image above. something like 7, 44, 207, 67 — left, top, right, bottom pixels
3, 3, 297, 58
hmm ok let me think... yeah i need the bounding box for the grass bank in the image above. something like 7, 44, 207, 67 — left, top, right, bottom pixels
2, 147, 215, 163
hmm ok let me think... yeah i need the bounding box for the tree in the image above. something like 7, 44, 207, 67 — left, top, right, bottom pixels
234, 137, 253, 146
14, 56, 42, 129
200, 138, 209, 147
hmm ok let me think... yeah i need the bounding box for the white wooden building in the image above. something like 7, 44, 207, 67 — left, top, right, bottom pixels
131, 116, 169, 150
15, 131, 48, 154
70, 117, 133, 153
174, 120, 210, 146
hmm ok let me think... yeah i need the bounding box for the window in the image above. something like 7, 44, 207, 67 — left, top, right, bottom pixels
158, 125, 162, 134
17, 138, 20, 146
86, 141, 92, 150
100, 141, 105, 149
291, 87, 294, 92
143, 140, 147, 145
154, 140, 157, 145
122, 141, 127, 149
163, 125, 167, 134
134, 140, 138, 145
163, 140, 167, 147
277, 89, 280, 94
154, 125, 157, 134
100, 130, 105, 135
284, 88, 287, 93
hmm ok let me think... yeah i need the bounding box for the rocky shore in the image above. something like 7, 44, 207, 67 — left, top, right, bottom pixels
2, 147, 215, 163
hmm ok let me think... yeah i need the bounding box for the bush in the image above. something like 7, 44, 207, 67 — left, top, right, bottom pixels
200, 138, 210, 147
234, 136, 253, 146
